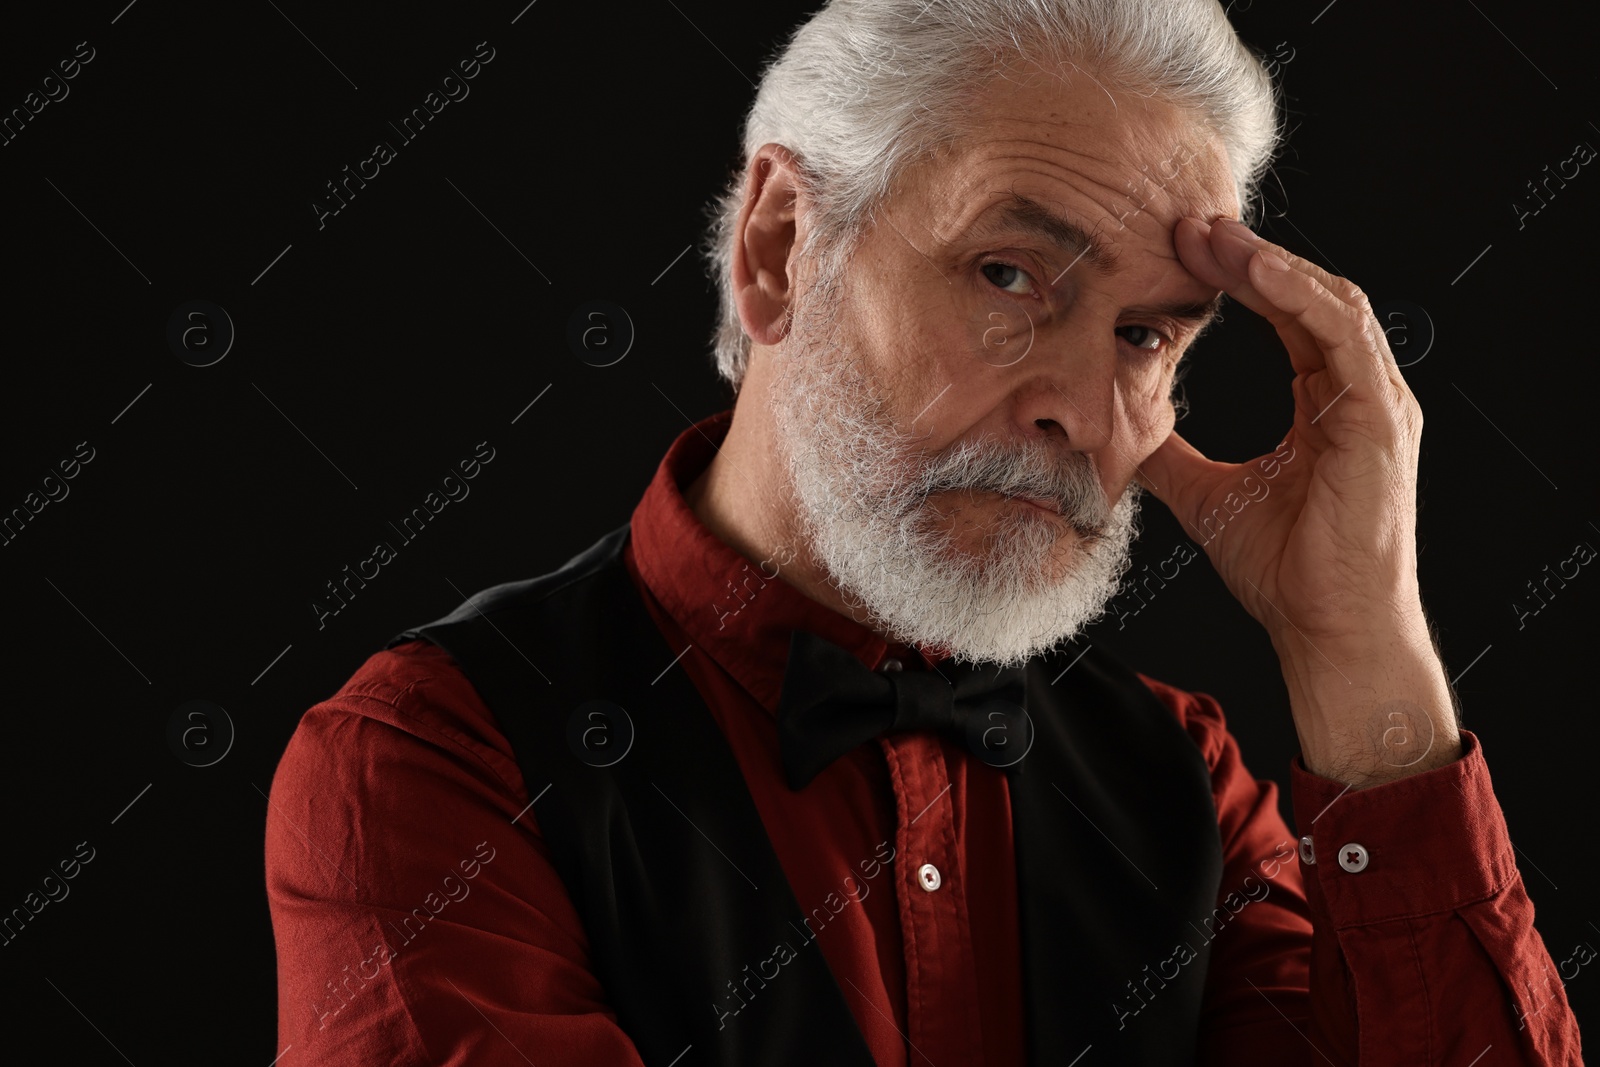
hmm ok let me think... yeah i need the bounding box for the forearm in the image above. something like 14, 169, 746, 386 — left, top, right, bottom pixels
1270, 607, 1463, 789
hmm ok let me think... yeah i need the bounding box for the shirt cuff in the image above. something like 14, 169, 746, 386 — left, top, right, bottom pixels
1287, 730, 1520, 925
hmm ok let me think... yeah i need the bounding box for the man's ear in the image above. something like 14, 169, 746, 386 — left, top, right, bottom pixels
732, 143, 808, 347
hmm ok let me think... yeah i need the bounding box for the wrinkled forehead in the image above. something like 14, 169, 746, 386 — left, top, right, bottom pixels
904, 64, 1241, 246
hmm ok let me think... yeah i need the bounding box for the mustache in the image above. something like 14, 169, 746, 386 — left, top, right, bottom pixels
914, 440, 1115, 535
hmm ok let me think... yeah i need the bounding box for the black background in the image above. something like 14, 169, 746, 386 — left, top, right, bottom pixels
1, 0, 1596, 1061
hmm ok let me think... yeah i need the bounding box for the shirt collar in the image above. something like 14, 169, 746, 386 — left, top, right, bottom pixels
628, 408, 950, 716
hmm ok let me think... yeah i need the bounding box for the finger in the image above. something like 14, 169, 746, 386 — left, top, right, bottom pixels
1174, 218, 1328, 377
1201, 218, 1418, 418
1244, 249, 1395, 400
1207, 218, 1411, 386
1209, 218, 1366, 314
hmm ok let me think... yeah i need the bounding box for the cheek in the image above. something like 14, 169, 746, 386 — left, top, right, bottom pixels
883, 295, 981, 396
1119, 364, 1177, 449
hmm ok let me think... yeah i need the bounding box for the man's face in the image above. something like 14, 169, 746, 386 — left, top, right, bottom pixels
764, 62, 1239, 667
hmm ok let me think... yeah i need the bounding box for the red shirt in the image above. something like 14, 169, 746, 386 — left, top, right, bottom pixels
265, 408, 1583, 1065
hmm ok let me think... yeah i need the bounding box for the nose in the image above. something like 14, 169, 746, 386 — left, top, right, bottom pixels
1007, 339, 1119, 456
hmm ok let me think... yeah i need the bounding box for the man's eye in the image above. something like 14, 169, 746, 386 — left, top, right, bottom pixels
980, 261, 1037, 297
1116, 324, 1172, 353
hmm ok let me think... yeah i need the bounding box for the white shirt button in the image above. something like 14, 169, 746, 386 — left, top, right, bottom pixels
1337, 843, 1370, 873
879, 657, 904, 672
917, 862, 941, 891
1299, 835, 1316, 865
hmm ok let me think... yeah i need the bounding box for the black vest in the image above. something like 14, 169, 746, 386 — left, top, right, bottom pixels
387, 522, 1224, 1064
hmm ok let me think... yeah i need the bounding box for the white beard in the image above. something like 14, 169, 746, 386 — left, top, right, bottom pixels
765, 256, 1144, 670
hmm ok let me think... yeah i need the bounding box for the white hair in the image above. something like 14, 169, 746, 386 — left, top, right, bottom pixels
699, 0, 1282, 393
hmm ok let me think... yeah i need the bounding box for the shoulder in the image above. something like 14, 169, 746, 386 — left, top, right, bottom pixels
270, 638, 529, 823
1133, 671, 1297, 865
1134, 670, 1232, 774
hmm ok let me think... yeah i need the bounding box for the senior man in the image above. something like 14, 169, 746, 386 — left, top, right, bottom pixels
265, 0, 1582, 1063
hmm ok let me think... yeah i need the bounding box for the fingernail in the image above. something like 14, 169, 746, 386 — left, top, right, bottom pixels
1184, 215, 1212, 235
1216, 217, 1258, 241
1258, 250, 1291, 271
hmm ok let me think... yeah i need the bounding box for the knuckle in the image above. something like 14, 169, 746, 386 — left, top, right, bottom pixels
1352, 308, 1386, 352
1320, 270, 1369, 308
1389, 396, 1423, 445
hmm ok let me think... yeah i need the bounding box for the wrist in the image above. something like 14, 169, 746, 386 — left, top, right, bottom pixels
1274, 616, 1462, 787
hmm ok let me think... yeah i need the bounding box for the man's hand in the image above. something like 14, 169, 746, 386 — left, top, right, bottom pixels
1136, 216, 1461, 788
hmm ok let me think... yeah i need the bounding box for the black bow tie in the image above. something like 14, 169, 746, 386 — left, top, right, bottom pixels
775, 628, 1032, 790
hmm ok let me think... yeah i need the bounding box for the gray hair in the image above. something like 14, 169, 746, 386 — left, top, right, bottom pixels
699, 0, 1282, 394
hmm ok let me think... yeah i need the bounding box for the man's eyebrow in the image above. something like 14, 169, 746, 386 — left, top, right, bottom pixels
1135, 293, 1226, 334
959, 194, 1122, 278
959, 194, 1225, 333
